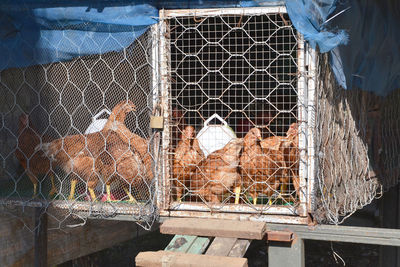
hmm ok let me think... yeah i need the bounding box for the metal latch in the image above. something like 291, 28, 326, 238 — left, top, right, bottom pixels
150, 116, 164, 129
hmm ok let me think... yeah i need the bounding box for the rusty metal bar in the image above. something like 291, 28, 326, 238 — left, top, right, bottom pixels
266, 230, 294, 242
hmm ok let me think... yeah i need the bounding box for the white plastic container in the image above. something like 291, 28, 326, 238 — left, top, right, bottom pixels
196, 113, 237, 157
84, 109, 111, 134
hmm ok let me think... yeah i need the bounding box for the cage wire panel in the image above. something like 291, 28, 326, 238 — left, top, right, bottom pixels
159, 7, 311, 222
0, 25, 161, 230
313, 54, 384, 224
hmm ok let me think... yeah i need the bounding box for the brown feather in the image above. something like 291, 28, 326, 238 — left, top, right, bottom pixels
190, 138, 243, 203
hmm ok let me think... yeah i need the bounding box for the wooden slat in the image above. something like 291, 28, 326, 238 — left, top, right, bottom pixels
165, 235, 211, 254
206, 237, 237, 256
136, 251, 248, 267
165, 235, 197, 253
161, 218, 266, 240
187, 237, 211, 254
228, 239, 251, 257
0, 207, 151, 266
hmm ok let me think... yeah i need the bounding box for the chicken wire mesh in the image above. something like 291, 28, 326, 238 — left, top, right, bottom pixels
312, 54, 389, 224
161, 9, 307, 218
0, 25, 160, 230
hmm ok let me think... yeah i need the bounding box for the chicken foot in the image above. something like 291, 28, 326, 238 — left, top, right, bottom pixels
123, 187, 137, 203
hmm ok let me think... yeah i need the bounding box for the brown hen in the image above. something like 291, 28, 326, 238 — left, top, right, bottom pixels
241, 128, 287, 205
282, 122, 299, 197
260, 123, 299, 201
39, 101, 137, 200
95, 131, 148, 202
104, 101, 153, 181
190, 138, 243, 204
15, 114, 56, 197
173, 126, 204, 202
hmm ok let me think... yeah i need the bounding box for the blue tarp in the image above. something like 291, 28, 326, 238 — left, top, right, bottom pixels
0, 0, 398, 96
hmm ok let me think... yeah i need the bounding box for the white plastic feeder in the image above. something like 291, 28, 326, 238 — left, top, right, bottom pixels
196, 113, 237, 157
84, 109, 111, 134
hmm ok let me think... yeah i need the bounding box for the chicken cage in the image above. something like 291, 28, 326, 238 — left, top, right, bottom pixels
0, 23, 161, 229
0, 4, 320, 229
158, 7, 317, 224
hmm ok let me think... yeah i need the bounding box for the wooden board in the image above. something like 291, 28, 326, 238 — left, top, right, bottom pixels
228, 239, 251, 257
165, 235, 211, 254
206, 237, 237, 256
0, 207, 152, 266
161, 218, 266, 240
136, 251, 248, 267
165, 235, 197, 253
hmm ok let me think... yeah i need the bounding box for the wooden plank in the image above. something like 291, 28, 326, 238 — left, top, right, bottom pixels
161, 218, 266, 240
136, 251, 248, 267
165, 235, 197, 253
34, 207, 47, 267
0, 207, 152, 266
187, 237, 211, 254
165, 235, 211, 254
267, 223, 400, 246
228, 239, 251, 257
206, 237, 237, 256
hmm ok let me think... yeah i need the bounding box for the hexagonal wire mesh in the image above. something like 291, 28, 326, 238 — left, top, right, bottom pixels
0, 26, 161, 230
160, 7, 310, 221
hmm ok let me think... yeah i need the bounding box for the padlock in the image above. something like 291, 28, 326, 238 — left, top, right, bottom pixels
150, 115, 164, 129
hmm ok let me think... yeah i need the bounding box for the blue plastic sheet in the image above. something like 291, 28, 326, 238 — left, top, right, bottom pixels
0, 0, 398, 96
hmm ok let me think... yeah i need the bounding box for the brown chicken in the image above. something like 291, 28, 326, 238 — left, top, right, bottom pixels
104, 101, 153, 181
241, 128, 287, 205
282, 123, 299, 197
189, 138, 243, 204
15, 114, 56, 197
171, 108, 187, 148
95, 131, 148, 202
173, 126, 204, 202
39, 101, 137, 200
260, 122, 300, 200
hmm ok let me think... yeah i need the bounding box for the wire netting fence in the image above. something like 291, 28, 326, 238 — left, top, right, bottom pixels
0, 24, 160, 230
162, 9, 306, 217
1, 5, 397, 230
312, 54, 400, 224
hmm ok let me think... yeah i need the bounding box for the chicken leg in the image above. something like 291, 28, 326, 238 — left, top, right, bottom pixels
27, 173, 38, 198
234, 186, 241, 204
68, 179, 77, 200
48, 173, 57, 197
123, 187, 137, 203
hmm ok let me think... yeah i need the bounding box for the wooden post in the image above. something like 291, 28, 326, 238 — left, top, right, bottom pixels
34, 207, 47, 267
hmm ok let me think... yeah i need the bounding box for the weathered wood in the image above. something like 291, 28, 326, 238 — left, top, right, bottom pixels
228, 239, 251, 257
161, 218, 266, 240
136, 251, 248, 267
34, 208, 47, 267
267, 223, 400, 246
187, 237, 211, 254
206, 237, 237, 256
165, 235, 197, 253
0, 207, 151, 266
165, 235, 211, 254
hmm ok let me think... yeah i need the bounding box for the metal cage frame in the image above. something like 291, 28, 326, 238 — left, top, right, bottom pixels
157, 6, 317, 224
